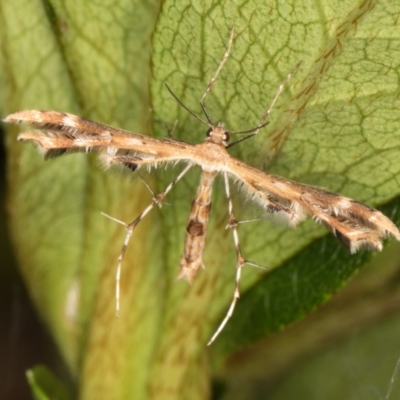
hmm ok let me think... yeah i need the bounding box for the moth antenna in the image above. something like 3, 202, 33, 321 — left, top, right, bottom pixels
165, 83, 211, 128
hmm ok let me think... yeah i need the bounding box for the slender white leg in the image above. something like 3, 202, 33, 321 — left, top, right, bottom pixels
102, 164, 192, 316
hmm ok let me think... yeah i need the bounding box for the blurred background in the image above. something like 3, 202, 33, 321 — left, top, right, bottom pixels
0, 127, 69, 400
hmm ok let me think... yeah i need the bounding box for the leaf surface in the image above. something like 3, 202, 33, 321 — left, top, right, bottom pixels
1, 0, 400, 398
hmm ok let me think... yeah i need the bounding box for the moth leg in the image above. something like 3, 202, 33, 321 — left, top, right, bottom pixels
223, 60, 303, 149
204, 173, 242, 344
102, 164, 192, 316
207, 173, 270, 345
154, 118, 180, 140
253, 61, 302, 135
199, 26, 235, 124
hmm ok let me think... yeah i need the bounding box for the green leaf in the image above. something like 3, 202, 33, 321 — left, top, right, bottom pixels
27, 365, 71, 400
2, 0, 400, 399
151, 0, 400, 360
212, 198, 400, 359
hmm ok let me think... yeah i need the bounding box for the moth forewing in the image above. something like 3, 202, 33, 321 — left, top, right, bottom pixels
5, 110, 194, 164
227, 158, 400, 252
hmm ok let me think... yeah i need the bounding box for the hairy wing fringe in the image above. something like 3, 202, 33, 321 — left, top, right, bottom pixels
301, 192, 400, 252
233, 174, 400, 252
100, 154, 187, 175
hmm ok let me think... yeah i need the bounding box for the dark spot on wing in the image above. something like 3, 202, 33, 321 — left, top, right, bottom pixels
121, 162, 138, 172
187, 220, 204, 236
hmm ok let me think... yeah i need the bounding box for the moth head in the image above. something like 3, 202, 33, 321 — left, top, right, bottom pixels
206, 123, 230, 146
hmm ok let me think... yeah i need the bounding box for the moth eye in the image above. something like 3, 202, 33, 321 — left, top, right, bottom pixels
206, 128, 213, 137
223, 131, 230, 142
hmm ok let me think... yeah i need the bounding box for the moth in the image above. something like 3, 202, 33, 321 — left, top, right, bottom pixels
4, 28, 400, 345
